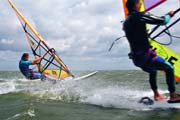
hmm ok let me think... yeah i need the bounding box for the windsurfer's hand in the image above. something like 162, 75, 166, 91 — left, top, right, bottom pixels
168, 10, 175, 17
40, 56, 43, 59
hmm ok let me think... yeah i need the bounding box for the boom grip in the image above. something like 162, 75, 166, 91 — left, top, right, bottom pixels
149, 8, 180, 37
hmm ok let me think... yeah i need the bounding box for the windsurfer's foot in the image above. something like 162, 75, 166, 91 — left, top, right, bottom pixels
154, 95, 167, 101
153, 90, 167, 101
168, 92, 180, 103
40, 75, 46, 81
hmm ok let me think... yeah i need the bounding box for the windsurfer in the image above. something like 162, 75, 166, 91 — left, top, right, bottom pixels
19, 53, 45, 80
123, 0, 180, 103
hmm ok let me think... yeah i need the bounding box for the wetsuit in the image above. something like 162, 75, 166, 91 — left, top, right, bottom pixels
123, 11, 175, 93
19, 59, 42, 80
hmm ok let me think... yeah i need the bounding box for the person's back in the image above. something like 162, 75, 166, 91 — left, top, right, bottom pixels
19, 58, 32, 79
123, 11, 150, 52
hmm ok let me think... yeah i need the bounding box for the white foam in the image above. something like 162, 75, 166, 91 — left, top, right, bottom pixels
80, 85, 169, 110
0, 82, 16, 94
1, 76, 174, 110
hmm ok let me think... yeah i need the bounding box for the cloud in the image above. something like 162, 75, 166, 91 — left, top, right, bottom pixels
1, 0, 180, 70
0, 39, 14, 45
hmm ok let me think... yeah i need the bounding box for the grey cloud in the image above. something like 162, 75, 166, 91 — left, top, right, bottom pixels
1, 0, 180, 70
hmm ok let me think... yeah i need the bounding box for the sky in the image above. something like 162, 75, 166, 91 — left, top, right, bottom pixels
0, 0, 180, 71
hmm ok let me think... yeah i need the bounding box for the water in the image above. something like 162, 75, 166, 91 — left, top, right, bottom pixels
0, 70, 180, 120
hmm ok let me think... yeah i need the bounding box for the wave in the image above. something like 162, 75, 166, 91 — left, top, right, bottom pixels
5, 106, 35, 120
0, 70, 170, 110
0, 81, 16, 94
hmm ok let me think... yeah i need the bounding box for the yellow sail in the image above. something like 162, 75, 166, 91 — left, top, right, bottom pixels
122, 0, 180, 82
8, 0, 73, 80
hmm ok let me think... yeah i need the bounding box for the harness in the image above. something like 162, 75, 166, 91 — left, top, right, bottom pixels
129, 48, 157, 69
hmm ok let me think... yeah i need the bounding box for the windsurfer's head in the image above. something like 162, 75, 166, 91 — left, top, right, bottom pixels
126, 0, 141, 13
21, 53, 29, 60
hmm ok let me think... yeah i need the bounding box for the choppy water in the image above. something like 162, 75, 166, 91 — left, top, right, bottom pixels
0, 70, 180, 120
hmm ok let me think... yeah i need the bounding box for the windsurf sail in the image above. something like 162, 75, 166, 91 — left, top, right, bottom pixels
8, 0, 74, 80
143, 0, 167, 12
122, 0, 180, 82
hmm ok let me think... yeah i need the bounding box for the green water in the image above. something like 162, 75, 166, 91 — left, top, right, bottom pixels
0, 70, 180, 120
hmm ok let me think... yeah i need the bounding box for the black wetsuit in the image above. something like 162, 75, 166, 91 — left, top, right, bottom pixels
123, 11, 175, 93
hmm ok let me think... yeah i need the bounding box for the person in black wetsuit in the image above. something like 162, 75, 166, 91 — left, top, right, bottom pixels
123, 0, 180, 103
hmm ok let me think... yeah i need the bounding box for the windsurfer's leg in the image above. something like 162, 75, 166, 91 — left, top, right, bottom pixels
151, 56, 180, 101
148, 70, 167, 101
149, 71, 157, 91
31, 71, 42, 79
152, 57, 175, 92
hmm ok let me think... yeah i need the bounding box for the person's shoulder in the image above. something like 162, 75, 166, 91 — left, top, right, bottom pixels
126, 12, 141, 22
134, 11, 144, 17
20, 59, 32, 64
127, 11, 140, 18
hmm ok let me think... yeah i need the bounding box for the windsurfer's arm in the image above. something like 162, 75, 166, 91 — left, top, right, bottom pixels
32, 56, 43, 65
140, 12, 173, 25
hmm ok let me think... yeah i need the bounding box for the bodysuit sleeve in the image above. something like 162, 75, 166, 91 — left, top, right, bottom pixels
139, 12, 171, 25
